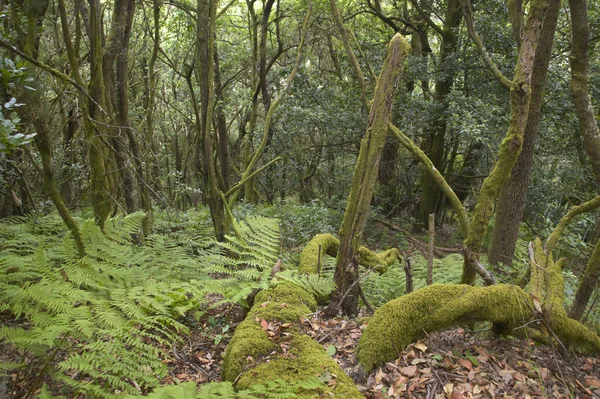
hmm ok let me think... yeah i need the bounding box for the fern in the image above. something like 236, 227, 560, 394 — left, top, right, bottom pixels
0, 211, 288, 398
274, 270, 336, 305
211, 216, 281, 276
362, 253, 464, 307
0, 212, 224, 398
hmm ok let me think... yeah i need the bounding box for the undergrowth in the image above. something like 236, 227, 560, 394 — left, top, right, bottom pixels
0, 210, 334, 398
361, 253, 464, 308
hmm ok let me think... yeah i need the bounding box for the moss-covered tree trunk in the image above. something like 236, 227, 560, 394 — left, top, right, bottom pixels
87, 0, 114, 227
15, 0, 86, 257
197, 0, 227, 241
461, 0, 553, 284
569, 238, 600, 319
333, 34, 410, 316
487, 0, 560, 267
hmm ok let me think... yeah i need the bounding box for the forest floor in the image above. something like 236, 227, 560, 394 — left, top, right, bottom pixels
167, 304, 600, 399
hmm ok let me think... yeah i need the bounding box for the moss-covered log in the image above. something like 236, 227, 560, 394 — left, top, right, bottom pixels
221, 281, 362, 397
358, 239, 600, 372
357, 284, 534, 371
298, 233, 400, 275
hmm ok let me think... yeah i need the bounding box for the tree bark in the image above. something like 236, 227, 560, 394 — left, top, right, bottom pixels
197, 0, 227, 241
568, 0, 600, 190
333, 34, 411, 316
570, 238, 600, 320
487, 0, 560, 267
461, 0, 552, 284
17, 0, 85, 257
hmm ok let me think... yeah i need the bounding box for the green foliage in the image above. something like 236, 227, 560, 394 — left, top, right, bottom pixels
0, 57, 36, 154
0, 212, 227, 397
0, 211, 290, 397
234, 201, 343, 249
361, 254, 464, 307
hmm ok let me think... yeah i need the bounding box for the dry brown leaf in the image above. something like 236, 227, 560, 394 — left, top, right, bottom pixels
401, 365, 418, 377
584, 376, 600, 389
414, 343, 428, 352
375, 368, 386, 384
443, 383, 454, 397
260, 319, 269, 330
458, 358, 473, 371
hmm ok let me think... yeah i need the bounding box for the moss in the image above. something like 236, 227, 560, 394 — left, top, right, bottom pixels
253, 282, 318, 319
221, 319, 276, 381
222, 282, 362, 396
358, 284, 534, 371
298, 234, 339, 274
222, 282, 317, 381
570, 238, 600, 319
357, 247, 400, 273
298, 233, 400, 275
237, 334, 363, 399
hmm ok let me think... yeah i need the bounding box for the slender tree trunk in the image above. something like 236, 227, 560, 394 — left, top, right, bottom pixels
568, 0, 600, 189
487, 0, 560, 267
415, 0, 462, 228
570, 238, 600, 320
333, 34, 410, 316
18, 0, 85, 256
214, 48, 231, 191
197, 0, 227, 241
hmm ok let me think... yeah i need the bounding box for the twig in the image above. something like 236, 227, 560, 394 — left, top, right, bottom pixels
376, 219, 461, 256
404, 256, 413, 294
427, 213, 435, 285
358, 284, 375, 314
337, 268, 374, 310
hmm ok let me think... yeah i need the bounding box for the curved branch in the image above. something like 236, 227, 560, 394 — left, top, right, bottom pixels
461, 0, 511, 90
0, 39, 107, 115
408, 0, 444, 37
389, 123, 469, 239
546, 196, 600, 253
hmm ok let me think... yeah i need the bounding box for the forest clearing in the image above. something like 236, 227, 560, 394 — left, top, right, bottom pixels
1, 0, 600, 397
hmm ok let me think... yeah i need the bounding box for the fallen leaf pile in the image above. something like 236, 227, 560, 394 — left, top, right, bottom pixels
304, 313, 600, 398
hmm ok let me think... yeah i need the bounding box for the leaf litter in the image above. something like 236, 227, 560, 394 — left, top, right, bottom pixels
301, 313, 600, 399
159, 299, 600, 399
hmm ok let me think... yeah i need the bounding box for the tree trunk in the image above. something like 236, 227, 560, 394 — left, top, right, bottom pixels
333, 34, 410, 316
214, 48, 231, 191
415, 0, 462, 228
487, 0, 560, 267
197, 0, 227, 241
570, 238, 600, 320
568, 0, 600, 190
566, 0, 600, 319
461, 0, 553, 284
17, 0, 85, 257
